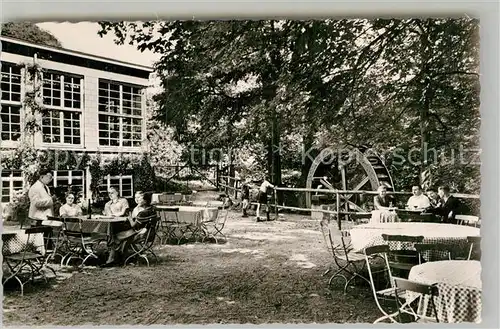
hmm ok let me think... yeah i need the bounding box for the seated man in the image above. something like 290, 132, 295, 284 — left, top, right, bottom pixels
406, 185, 431, 211
436, 185, 460, 224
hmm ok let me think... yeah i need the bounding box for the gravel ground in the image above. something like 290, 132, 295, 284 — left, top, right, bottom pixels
2, 210, 381, 325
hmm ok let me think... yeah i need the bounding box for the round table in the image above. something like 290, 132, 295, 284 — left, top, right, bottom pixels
349, 222, 479, 252
408, 260, 481, 323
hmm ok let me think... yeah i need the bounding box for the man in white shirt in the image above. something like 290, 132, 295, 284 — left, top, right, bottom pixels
406, 185, 431, 211
28, 169, 54, 225
256, 179, 274, 222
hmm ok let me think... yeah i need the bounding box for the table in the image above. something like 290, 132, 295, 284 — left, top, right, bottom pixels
395, 209, 438, 222
408, 260, 481, 323
349, 222, 479, 257
155, 205, 217, 225
61, 216, 128, 235
2, 227, 45, 255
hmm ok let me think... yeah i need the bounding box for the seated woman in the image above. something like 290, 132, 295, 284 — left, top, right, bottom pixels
59, 193, 83, 217
104, 191, 156, 266
371, 186, 398, 223
103, 187, 129, 217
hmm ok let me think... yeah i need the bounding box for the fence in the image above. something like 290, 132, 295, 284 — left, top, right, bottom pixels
219, 175, 480, 229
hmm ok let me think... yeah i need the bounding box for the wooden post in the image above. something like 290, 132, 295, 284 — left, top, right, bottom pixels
215, 165, 220, 190
336, 191, 341, 230
274, 188, 278, 220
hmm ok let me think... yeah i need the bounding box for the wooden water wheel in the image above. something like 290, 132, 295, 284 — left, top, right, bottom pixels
305, 145, 395, 213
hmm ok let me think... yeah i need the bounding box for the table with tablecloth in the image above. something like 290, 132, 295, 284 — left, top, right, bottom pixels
407, 260, 481, 323
55, 216, 129, 236
2, 227, 45, 255
349, 222, 479, 258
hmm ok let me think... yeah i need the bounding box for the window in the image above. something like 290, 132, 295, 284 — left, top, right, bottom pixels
52, 170, 85, 194
1, 62, 22, 103
1, 105, 22, 142
1, 170, 24, 203
42, 72, 82, 145
98, 80, 143, 147
98, 174, 133, 198
1, 62, 22, 142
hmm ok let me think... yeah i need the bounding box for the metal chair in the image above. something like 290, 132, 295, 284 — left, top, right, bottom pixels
382, 234, 423, 278
393, 278, 440, 323
3, 226, 57, 296
124, 214, 160, 266
364, 245, 406, 323
59, 217, 105, 267
324, 227, 370, 293
201, 207, 229, 244
414, 243, 453, 263
467, 236, 481, 260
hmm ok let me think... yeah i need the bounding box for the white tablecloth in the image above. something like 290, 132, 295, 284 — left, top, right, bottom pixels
156, 206, 210, 225
408, 260, 481, 323
349, 222, 479, 253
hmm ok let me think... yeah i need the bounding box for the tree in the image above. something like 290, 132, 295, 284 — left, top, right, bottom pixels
1, 22, 62, 47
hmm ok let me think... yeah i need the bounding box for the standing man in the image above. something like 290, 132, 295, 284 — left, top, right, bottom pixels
256, 178, 274, 222
28, 169, 54, 226
437, 185, 460, 224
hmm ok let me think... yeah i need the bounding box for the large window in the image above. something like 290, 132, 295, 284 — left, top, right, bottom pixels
52, 170, 85, 193
98, 174, 134, 198
1, 170, 24, 203
42, 72, 82, 145
1, 62, 22, 142
98, 80, 143, 147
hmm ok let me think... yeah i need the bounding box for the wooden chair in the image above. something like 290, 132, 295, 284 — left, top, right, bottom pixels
393, 278, 440, 323
414, 243, 453, 263
456, 215, 480, 227
59, 217, 104, 267
124, 214, 160, 266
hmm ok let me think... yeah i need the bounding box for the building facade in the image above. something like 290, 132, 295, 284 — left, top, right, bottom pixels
1, 36, 153, 206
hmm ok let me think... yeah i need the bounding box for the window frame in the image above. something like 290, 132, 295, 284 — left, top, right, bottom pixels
98, 79, 144, 148
1, 62, 23, 144
41, 70, 84, 146
1, 170, 24, 204
98, 174, 134, 198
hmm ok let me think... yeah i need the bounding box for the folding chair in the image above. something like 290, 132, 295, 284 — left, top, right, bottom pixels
3, 226, 57, 296
60, 217, 105, 267
364, 245, 406, 323
382, 234, 423, 278
156, 207, 178, 244
43, 216, 66, 264
124, 214, 160, 266
393, 278, 440, 323
201, 206, 229, 244
467, 236, 481, 260
414, 243, 453, 263
456, 215, 480, 227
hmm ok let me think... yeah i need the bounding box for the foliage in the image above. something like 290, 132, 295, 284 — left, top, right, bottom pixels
1, 22, 62, 47
98, 18, 480, 195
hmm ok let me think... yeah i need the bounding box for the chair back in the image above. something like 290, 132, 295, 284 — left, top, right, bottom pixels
393, 278, 440, 323
414, 243, 453, 263
363, 245, 396, 307
382, 234, 422, 276
456, 215, 480, 227
467, 236, 481, 260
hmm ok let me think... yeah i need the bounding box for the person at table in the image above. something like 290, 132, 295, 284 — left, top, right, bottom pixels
436, 185, 460, 224
59, 193, 83, 217
103, 187, 129, 217
371, 185, 398, 223
425, 187, 441, 209
28, 169, 54, 225
406, 185, 431, 211
104, 191, 156, 266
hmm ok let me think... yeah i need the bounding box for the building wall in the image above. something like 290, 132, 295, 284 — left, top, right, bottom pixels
1, 51, 150, 153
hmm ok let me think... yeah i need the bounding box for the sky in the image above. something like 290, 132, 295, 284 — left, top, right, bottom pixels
36, 22, 161, 67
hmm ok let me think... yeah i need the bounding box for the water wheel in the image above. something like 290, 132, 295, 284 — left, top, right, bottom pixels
305, 145, 395, 214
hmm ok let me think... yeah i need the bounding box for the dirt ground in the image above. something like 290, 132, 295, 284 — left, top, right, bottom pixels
2, 209, 381, 325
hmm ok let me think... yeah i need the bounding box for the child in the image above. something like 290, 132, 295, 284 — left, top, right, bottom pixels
241, 179, 250, 217
256, 179, 274, 222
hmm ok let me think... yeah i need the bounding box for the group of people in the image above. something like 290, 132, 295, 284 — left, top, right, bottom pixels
26, 169, 156, 267
373, 184, 460, 224
240, 177, 275, 222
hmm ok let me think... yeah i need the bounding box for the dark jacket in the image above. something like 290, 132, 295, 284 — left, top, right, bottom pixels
438, 195, 460, 224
